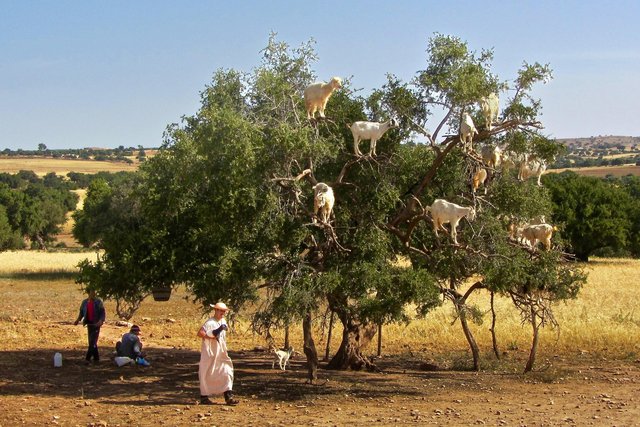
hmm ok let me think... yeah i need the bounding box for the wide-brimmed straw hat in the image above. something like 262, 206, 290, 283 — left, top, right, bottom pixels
210, 302, 230, 312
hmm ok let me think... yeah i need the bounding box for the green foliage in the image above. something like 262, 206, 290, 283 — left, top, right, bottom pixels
76, 33, 586, 370
544, 172, 634, 261
0, 174, 77, 249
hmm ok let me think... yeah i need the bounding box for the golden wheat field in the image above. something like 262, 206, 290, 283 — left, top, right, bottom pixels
1, 250, 638, 360
1, 156, 640, 425
0, 157, 139, 176
2, 252, 640, 426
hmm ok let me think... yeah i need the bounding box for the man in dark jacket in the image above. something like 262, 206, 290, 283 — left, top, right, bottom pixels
74, 289, 106, 364
116, 325, 150, 366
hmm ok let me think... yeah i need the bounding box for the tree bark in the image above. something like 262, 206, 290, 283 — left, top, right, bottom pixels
456, 299, 480, 371
302, 311, 318, 382
524, 305, 540, 373
326, 309, 377, 371
284, 324, 290, 349
490, 291, 500, 359
323, 311, 334, 362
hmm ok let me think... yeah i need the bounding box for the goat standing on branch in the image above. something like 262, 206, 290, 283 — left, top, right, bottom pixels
460, 113, 478, 151
520, 223, 555, 251
304, 77, 342, 120
480, 93, 500, 131
312, 183, 335, 224
518, 157, 547, 186
426, 199, 476, 245
349, 118, 398, 156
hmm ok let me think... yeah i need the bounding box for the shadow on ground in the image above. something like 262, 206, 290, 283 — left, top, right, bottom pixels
0, 348, 458, 406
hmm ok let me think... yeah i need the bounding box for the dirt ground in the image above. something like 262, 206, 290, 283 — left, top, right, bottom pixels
1, 336, 639, 427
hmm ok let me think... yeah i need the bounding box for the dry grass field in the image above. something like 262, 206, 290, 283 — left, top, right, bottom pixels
550, 164, 640, 178
0, 157, 138, 176
1, 251, 639, 426
1, 156, 639, 425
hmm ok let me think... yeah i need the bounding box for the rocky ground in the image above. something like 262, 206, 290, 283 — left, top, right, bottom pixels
1, 345, 638, 426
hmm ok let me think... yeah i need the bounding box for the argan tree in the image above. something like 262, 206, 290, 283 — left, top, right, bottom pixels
78, 33, 586, 377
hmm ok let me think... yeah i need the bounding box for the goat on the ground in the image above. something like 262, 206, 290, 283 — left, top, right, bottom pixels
426, 199, 476, 245
304, 77, 342, 120
272, 346, 294, 371
350, 118, 398, 156
313, 183, 335, 224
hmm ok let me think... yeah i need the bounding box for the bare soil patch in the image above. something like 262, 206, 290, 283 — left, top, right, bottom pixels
1, 343, 639, 426
2, 259, 640, 426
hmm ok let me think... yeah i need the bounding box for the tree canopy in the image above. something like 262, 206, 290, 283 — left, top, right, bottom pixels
76, 33, 587, 376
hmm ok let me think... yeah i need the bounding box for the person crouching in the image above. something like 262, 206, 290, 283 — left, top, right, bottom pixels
116, 325, 150, 366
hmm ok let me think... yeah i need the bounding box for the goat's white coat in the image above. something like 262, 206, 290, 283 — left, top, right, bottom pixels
518, 157, 547, 186
472, 168, 488, 194
272, 347, 294, 371
350, 119, 397, 156
460, 113, 478, 150
480, 93, 500, 130
520, 223, 554, 250
426, 199, 476, 245
481, 145, 502, 169
313, 183, 335, 223
304, 77, 342, 119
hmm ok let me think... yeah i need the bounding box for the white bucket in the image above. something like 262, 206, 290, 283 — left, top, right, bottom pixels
53, 352, 62, 368
114, 356, 134, 367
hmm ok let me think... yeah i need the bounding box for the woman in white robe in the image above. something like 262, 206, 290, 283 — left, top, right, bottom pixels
197, 302, 239, 405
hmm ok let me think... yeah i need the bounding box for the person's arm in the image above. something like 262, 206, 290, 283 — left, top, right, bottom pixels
96, 301, 106, 327
73, 301, 84, 325
197, 326, 218, 340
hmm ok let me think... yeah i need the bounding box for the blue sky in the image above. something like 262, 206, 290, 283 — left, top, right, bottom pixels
1, 1, 639, 150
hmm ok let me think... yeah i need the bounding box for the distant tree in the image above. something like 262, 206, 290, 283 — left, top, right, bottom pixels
544, 172, 633, 261
0, 177, 76, 250
0, 205, 24, 250
137, 145, 147, 162
74, 174, 159, 319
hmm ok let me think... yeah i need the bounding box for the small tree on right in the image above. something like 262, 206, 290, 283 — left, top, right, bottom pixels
379, 34, 588, 371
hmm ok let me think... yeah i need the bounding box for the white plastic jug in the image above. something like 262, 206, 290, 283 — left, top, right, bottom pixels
53, 352, 62, 368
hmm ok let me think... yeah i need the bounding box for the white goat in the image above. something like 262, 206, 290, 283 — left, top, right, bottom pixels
426, 199, 476, 245
472, 168, 488, 194
350, 118, 398, 156
481, 145, 502, 169
313, 183, 335, 223
508, 215, 546, 243
519, 223, 555, 251
480, 93, 500, 131
518, 157, 547, 186
272, 346, 294, 371
460, 113, 478, 151
304, 77, 342, 120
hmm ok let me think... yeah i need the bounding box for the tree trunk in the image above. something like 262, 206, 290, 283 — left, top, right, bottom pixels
377, 323, 382, 357
302, 311, 318, 382
326, 310, 377, 371
284, 324, 290, 349
490, 291, 500, 359
456, 300, 480, 371
524, 305, 540, 373
323, 311, 334, 362
575, 251, 589, 262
